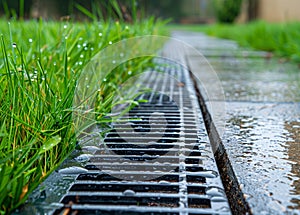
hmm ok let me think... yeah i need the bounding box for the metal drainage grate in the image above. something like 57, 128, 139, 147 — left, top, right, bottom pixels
23, 59, 231, 215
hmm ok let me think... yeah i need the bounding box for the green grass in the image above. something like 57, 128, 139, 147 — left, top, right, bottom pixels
167, 21, 300, 63
0, 18, 164, 214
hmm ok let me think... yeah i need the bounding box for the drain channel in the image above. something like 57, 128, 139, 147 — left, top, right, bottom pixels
21, 59, 231, 215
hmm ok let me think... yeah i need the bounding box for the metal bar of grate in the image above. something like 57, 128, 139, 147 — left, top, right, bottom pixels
19, 58, 231, 215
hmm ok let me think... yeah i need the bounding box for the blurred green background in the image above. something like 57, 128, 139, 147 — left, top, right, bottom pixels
0, 0, 217, 22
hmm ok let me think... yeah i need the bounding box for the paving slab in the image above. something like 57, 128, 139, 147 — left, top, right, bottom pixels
172, 31, 300, 214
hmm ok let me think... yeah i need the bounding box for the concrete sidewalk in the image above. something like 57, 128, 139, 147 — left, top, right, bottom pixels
171, 31, 300, 215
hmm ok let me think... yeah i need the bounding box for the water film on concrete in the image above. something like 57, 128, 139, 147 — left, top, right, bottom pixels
172, 31, 300, 215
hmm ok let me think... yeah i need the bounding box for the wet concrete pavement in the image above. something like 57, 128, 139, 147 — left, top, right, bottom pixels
172, 31, 300, 214
223, 102, 300, 214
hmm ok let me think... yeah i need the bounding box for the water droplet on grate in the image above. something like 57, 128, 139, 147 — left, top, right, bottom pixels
58, 166, 88, 174
82, 146, 101, 153
206, 187, 224, 197
159, 180, 170, 185
123, 189, 136, 196
190, 170, 218, 178
75, 154, 92, 163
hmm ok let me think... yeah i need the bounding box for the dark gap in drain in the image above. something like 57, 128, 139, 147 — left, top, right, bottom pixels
77, 173, 122, 181
187, 151, 201, 156
106, 133, 180, 139
188, 198, 211, 208
127, 121, 180, 125
186, 166, 204, 172
76, 173, 179, 182
133, 106, 179, 110
102, 143, 177, 149
184, 134, 198, 139
88, 164, 206, 173
69, 184, 179, 193
104, 138, 178, 143
60, 195, 179, 207
94, 149, 176, 156
185, 158, 201, 164
89, 157, 180, 163
129, 110, 180, 114
187, 186, 206, 195
186, 175, 206, 183
54, 210, 179, 215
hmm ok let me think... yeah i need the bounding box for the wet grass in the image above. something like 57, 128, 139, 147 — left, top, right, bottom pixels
167, 21, 300, 64
0, 18, 164, 214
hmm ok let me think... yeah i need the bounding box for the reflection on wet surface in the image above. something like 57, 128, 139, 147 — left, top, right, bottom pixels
173, 32, 300, 215
209, 58, 300, 102
223, 102, 300, 214
211, 56, 300, 214
202, 41, 300, 214
171, 31, 300, 214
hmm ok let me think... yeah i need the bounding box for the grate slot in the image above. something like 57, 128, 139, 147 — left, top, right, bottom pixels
132, 111, 178, 117
89, 156, 181, 163
106, 133, 181, 139
77, 173, 122, 181
94, 149, 177, 156
61, 195, 180, 207
114, 124, 182, 129
188, 151, 202, 157
186, 175, 206, 184
185, 158, 202, 164
84, 164, 206, 173
104, 137, 179, 143
100, 143, 179, 149
129, 109, 180, 113
110, 126, 180, 134
76, 173, 180, 182
55, 210, 180, 215
187, 186, 206, 195
123, 120, 181, 125
84, 164, 180, 172
186, 167, 204, 172
132, 106, 179, 110
85, 163, 177, 172
69, 183, 179, 193
188, 198, 211, 209
90, 148, 202, 157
